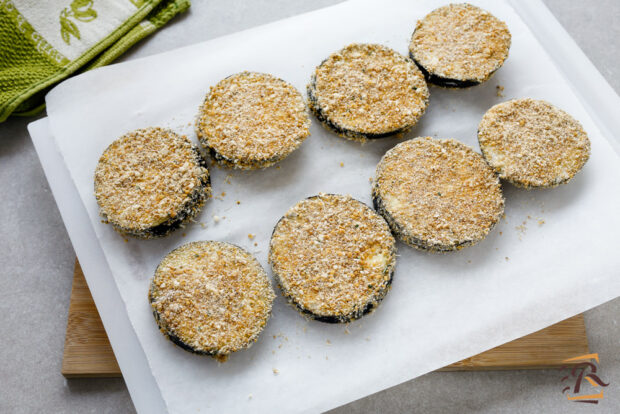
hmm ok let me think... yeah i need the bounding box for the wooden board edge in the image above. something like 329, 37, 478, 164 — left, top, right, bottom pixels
62, 260, 590, 378
61, 259, 122, 378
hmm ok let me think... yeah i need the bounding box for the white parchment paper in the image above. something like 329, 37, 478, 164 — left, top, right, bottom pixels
44, 0, 620, 412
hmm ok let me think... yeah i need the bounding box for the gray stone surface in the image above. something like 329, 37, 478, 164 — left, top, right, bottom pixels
0, 1, 618, 413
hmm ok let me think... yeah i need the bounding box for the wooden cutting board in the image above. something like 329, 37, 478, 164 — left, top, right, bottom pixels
62, 260, 589, 378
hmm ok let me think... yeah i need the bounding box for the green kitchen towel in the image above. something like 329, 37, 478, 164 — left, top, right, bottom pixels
0, 0, 190, 122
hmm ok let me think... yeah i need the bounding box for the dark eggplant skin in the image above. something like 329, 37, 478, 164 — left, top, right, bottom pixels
149, 294, 216, 356
269, 194, 396, 323
408, 52, 484, 88
307, 75, 421, 141
274, 270, 394, 324
206, 145, 286, 170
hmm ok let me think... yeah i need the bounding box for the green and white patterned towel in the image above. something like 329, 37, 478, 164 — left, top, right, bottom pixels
0, 0, 190, 122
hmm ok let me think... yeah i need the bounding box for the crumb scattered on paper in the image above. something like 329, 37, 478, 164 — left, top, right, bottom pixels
514, 214, 546, 239
496, 85, 504, 97
272, 368, 279, 375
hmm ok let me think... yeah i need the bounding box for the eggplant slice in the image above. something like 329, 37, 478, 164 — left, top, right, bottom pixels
94, 127, 211, 239
478, 98, 591, 188
196, 71, 310, 169
308, 43, 429, 141
409, 3, 511, 88
269, 193, 396, 323
373, 137, 504, 252
149, 241, 275, 361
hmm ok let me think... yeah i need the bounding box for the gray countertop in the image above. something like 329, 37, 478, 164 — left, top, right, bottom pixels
1, 1, 618, 413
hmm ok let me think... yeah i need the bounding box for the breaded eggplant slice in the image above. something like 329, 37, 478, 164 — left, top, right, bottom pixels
196, 72, 310, 169
269, 193, 396, 323
94, 127, 211, 238
149, 241, 275, 361
373, 138, 504, 252
409, 4, 511, 88
308, 43, 429, 141
478, 98, 591, 188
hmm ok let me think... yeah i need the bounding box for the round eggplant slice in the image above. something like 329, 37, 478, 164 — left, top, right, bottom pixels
270, 193, 396, 323
94, 127, 210, 238
409, 3, 511, 88
373, 137, 504, 252
308, 43, 429, 141
149, 241, 275, 361
196, 71, 310, 169
478, 98, 590, 188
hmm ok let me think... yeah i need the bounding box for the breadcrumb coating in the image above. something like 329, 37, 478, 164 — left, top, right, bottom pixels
308, 43, 429, 140
478, 98, 590, 188
196, 72, 310, 169
410, 3, 511, 86
269, 194, 396, 323
373, 138, 504, 251
149, 241, 275, 360
94, 127, 210, 238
